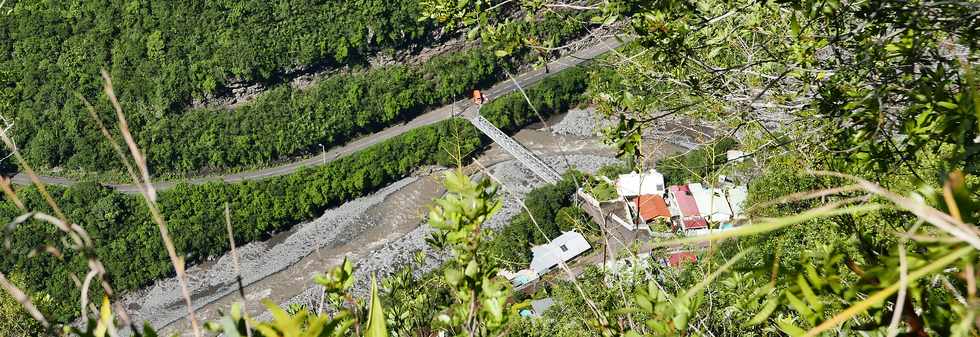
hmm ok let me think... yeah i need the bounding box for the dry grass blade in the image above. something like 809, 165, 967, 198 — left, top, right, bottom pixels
91, 70, 203, 337
0, 271, 49, 328
812, 171, 980, 250
0, 117, 120, 326
100, 70, 155, 201
651, 203, 884, 248
746, 184, 861, 212
78, 94, 141, 195
0, 176, 25, 211
80, 269, 99, 320
885, 242, 908, 337
804, 245, 974, 337
0, 126, 67, 223
225, 202, 253, 337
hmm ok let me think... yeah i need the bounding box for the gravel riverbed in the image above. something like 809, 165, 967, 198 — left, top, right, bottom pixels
549, 107, 703, 150
119, 177, 419, 332
264, 154, 620, 315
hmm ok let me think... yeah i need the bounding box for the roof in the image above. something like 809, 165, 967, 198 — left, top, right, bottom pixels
727, 186, 748, 217
688, 183, 734, 222
668, 251, 697, 267
530, 231, 591, 275
635, 195, 670, 222
682, 217, 708, 230
503, 269, 538, 286
668, 185, 700, 217
727, 150, 746, 162
616, 170, 665, 197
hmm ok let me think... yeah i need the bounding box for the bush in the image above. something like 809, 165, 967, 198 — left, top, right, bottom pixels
656, 137, 738, 185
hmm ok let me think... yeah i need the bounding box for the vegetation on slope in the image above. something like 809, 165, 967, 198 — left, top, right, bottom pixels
1, 4, 595, 178
3, 0, 977, 335
486, 172, 598, 269
0, 0, 430, 172
656, 137, 737, 186
0, 66, 591, 322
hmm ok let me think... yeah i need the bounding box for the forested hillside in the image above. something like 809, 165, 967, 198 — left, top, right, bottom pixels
0, 1, 593, 177
0, 0, 428, 173
0, 67, 590, 322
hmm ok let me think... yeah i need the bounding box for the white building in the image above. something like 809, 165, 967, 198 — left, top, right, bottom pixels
726, 185, 748, 218
530, 231, 591, 275
688, 183, 735, 223
616, 170, 666, 198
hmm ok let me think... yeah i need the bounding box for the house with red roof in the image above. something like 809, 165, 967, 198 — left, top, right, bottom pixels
635, 195, 670, 223
667, 251, 698, 267
667, 185, 708, 231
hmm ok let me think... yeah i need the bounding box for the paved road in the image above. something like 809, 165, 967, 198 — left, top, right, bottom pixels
12, 37, 624, 193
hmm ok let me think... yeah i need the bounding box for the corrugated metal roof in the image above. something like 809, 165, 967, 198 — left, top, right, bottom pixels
616, 170, 665, 197
668, 251, 697, 267
688, 183, 735, 223
530, 231, 591, 275
635, 195, 670, 222
669, 185, 700, 217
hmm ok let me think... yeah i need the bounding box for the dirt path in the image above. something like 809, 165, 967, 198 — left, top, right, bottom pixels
12, 37, 625, 193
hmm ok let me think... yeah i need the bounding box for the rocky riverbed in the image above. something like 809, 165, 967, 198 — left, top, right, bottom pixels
120, 109, 696, 336
119, 122, 624, 336
264, 154, 622, 316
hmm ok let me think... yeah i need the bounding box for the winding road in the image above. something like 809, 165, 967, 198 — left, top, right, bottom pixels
11, 37, 624, 193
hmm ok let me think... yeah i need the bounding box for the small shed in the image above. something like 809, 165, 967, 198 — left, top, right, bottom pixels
530, 231, 591, 275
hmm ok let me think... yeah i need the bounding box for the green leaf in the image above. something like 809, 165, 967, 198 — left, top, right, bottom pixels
365, 276, 390, 337
603, 15, 619, 26
494, 50, 510, 57
636, 293, 653, 313
745, 296, 780, 326
219, 316, 242, 337
776, 317, 806, 337
937, 101, 958, 109
708, 46, 723, 59
784, 290, 814, 321
797, 275, 823, 312
804, 264, 824, 289
790, 13, 801, 36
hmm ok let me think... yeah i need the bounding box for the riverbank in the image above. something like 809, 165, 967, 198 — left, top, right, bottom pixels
121, 111, 687, 335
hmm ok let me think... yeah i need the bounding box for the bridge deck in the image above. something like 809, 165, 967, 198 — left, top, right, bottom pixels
468, 115, 561, 184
